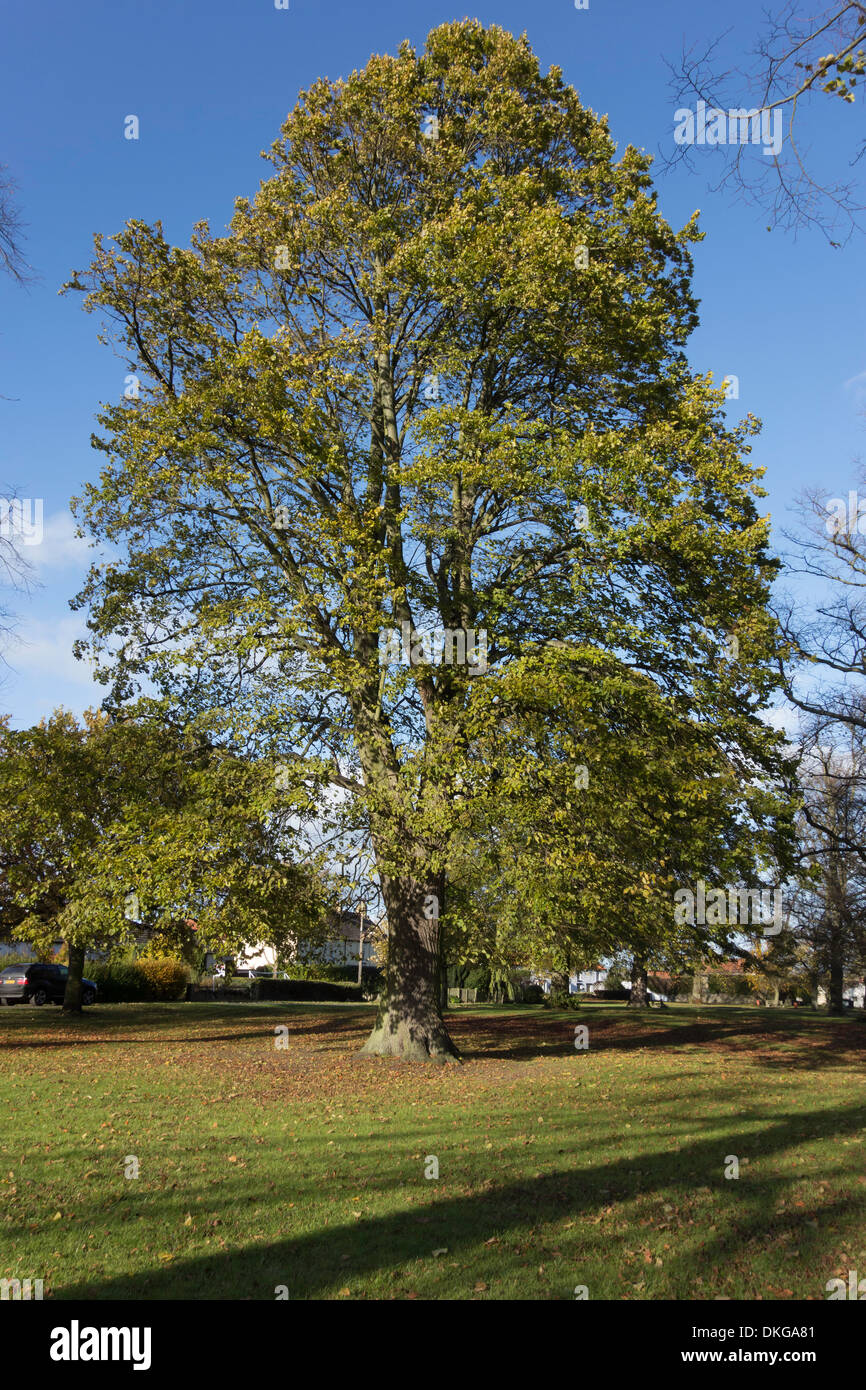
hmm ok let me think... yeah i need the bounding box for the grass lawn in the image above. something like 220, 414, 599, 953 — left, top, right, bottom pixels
2, 999, 865, 1300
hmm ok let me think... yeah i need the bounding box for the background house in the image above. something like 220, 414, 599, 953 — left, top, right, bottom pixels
240, 910, 385, 972
570, 967, 608, 994
298, 909, 382, 966
817, 980, 865, 1007
529, 966, 609, 994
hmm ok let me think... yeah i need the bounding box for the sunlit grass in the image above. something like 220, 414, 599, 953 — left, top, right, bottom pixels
2, 1000, 864, 1300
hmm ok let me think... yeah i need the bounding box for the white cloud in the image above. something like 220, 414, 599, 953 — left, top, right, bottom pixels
28, 510, 102, 573
5, 614, 97, 688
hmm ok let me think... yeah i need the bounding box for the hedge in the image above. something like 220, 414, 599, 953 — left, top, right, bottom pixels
87, 956, 189, 1002
250, 978, 365, 1002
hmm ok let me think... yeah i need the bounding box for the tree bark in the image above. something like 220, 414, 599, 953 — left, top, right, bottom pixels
628, 957, 649, 1007
828, 921, 846, 1014
62, 942, 85, 1014
359, 873, 459, 1062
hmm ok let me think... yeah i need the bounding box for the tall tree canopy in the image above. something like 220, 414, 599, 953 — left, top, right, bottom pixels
67, 21, 793, 1058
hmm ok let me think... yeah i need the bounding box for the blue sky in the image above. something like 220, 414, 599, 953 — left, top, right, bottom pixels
1, 0, 863, 726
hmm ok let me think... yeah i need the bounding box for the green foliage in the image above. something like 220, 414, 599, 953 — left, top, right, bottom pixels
87, 956, 188, 1002
137, 956, 190, 1000
61, 20, 798, 1049
604, 961, 627, 991
281, 960, 361, 982
139, 920, 200, 967
521, 983, 546, 1004
0, 951, 41, 967
0, 708, 335, 970
542, 988, 581, 1010
706, 972, 754, 999
250, 978, 363, 1002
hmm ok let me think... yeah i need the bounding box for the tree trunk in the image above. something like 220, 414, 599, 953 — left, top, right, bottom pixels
359, 873, 459, 1062
62, 942, 85, 1015
828, 926, 846, 1014
628, 958, 649, 1007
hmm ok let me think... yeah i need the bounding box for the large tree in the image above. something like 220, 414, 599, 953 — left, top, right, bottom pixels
66, 21, 792, 1058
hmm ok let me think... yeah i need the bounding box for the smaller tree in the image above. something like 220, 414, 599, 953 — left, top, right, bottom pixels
0, 708, 331, 1012
786, 737, 866, 1010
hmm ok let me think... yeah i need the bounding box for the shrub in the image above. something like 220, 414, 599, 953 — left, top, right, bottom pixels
707, 973, 753, 999
87, 961, 148, 1002
138, 956, 190, 1000
0, 951, 40, 967
250, 978, 364, 1002
542, 989, 581, 1010
87, 957, 188, 1002
591, 987, 629, 1000
322, 963, 383, 987
521, 983, 546, 1004
283, 961, 346, 982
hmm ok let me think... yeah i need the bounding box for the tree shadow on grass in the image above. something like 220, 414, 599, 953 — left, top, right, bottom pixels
54, 1097, 866, 1301
449, 1010, 866, 1069
0, 1004, 373, 1050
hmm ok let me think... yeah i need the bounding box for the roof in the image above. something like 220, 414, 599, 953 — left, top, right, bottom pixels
329, 910, 385, 942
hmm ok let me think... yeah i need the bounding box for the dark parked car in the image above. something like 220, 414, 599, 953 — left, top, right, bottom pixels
0, 963, 98, 1007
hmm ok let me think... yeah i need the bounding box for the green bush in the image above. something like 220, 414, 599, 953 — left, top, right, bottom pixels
322, 963, 383, 987
138, 956, 190, 999
522, 984, 546, 1004
284, 961, 345, 982
87, 962, 148, 1002
250, 978, 364, 1002
87, 957, 188, 1002
0, 951, 41, 968
542, 988, 581, 1010
707, 973, 753, 999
